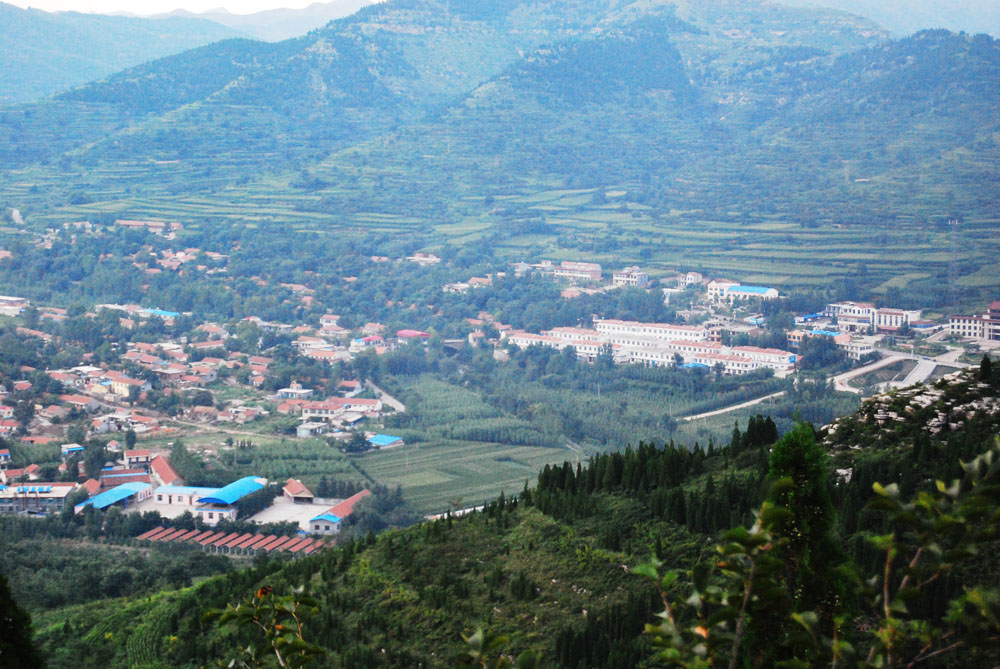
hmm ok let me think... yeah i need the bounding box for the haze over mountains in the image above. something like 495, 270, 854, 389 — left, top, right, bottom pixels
780, 0, 1000, 38
1, 0, 998, 299
147, 0, 380, 41
0, 1, 242, 104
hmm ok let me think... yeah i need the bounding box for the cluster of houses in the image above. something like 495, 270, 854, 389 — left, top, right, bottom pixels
505, 318, 798, 374
1, 443, 371, 541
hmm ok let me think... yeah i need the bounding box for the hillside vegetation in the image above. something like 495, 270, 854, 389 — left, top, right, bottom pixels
2, 0, 998, 303
14, 364, 1000, 667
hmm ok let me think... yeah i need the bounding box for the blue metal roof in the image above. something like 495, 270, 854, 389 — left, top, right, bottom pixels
310, 513, 342, 524
729, 285, 773, 294
681, 362, 710, 369
77, 482, 151, 510
809, 330, 841, 337
143, 308, 180, 318
17, 486, 53, 493
197, 476, 266, 505
368, 434, 403, 447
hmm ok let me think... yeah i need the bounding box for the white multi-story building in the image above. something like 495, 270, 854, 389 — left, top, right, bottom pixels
553, 261, 602, 282
505, 319, 795, 375
612, 267, 650, 288
594, 318, 708, 342
949, 301, 1000, 341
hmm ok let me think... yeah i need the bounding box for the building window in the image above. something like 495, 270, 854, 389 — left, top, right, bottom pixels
324, 525, 330, 531
157, 495, 163, 501
209, 512, 214, 519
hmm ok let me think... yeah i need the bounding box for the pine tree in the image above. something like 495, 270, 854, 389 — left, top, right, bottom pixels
0, 572, 44, 668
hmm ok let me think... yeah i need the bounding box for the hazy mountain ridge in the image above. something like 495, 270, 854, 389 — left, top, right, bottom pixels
777, 0, 1000, 38
151, 0, 380, 42
0, 1, 244, 105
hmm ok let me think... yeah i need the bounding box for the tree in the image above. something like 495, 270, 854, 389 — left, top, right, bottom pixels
125, 429, 137, 450
204, 587, 325, 668
637, 438, 1000, 667
0, 572, 44, 668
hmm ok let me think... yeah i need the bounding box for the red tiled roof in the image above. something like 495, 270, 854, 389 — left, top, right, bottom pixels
137, 526, 166, 541
124, 449, 151, 458
150, 455, 181, 485
283, 478, 312, 497
327, 489, 372, 520
267, 536, 296, 552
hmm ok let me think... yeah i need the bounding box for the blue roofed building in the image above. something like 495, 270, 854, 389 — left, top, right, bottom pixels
368, 434, 404, 449
195, 476, 268, 525
74, 481, 152, 513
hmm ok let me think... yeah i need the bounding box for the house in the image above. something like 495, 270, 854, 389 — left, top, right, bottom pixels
283, 478, 314, 504
397, 329, 430, 344
684, 272, 703, 286
60, 443, 85, 457
309, 489, 372, 535
296, 422, 328, 438
553, 261, 602, 283
277, 381, 314, 400
0, 419, 19, 435
612, 266, 650, 288
194, 476, 267, 525
124, 449, 152, 470
0, 448, 9, 467
110, 377, 151, 398
99, 469, 152, 488
60, 394, 100, 412
150, 455, 182, 486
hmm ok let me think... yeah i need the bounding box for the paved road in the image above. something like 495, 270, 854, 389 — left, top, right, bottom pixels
366, 381, 406, 412
681, 391, 786, 422
832, 355, 906, 394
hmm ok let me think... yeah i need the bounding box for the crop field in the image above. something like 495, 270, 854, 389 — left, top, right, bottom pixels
351, 439, 573, 515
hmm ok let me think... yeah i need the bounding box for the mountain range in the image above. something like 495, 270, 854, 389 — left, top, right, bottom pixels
1, 0, 998, 300
147, 0, 381, 41
0, 1, 242, 104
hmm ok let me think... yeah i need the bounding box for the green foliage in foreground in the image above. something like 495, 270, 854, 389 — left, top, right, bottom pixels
638, 438, 1000, 667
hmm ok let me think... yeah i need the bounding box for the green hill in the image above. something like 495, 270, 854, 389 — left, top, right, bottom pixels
0, 0, 998, 302
16, 365, 1000, 667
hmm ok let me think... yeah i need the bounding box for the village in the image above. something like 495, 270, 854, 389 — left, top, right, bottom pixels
0, 246, 996, 543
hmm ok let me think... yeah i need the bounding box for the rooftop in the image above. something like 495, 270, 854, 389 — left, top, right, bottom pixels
197, 476, 267, 506
77, 481, 151, 510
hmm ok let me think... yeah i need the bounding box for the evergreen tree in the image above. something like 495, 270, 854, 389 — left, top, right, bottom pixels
0, 572, 44, 668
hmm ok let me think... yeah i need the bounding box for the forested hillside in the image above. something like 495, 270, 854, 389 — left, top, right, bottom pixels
1, 0, 998, 302
0, 2, 241, 105
12, 364, 999, 667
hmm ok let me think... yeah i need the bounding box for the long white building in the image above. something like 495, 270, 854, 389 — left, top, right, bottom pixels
505, 319, 796, 374
593, 318, 708, 342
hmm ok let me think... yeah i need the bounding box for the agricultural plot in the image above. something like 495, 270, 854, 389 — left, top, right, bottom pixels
352, 439, 572, 515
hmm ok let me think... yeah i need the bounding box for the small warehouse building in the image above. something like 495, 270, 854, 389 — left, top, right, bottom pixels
195, 476, 267, 525
368, 434, 404, 449
283, 478, 314, 504
75, 481, 153, 513
309, 489, 372, 535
